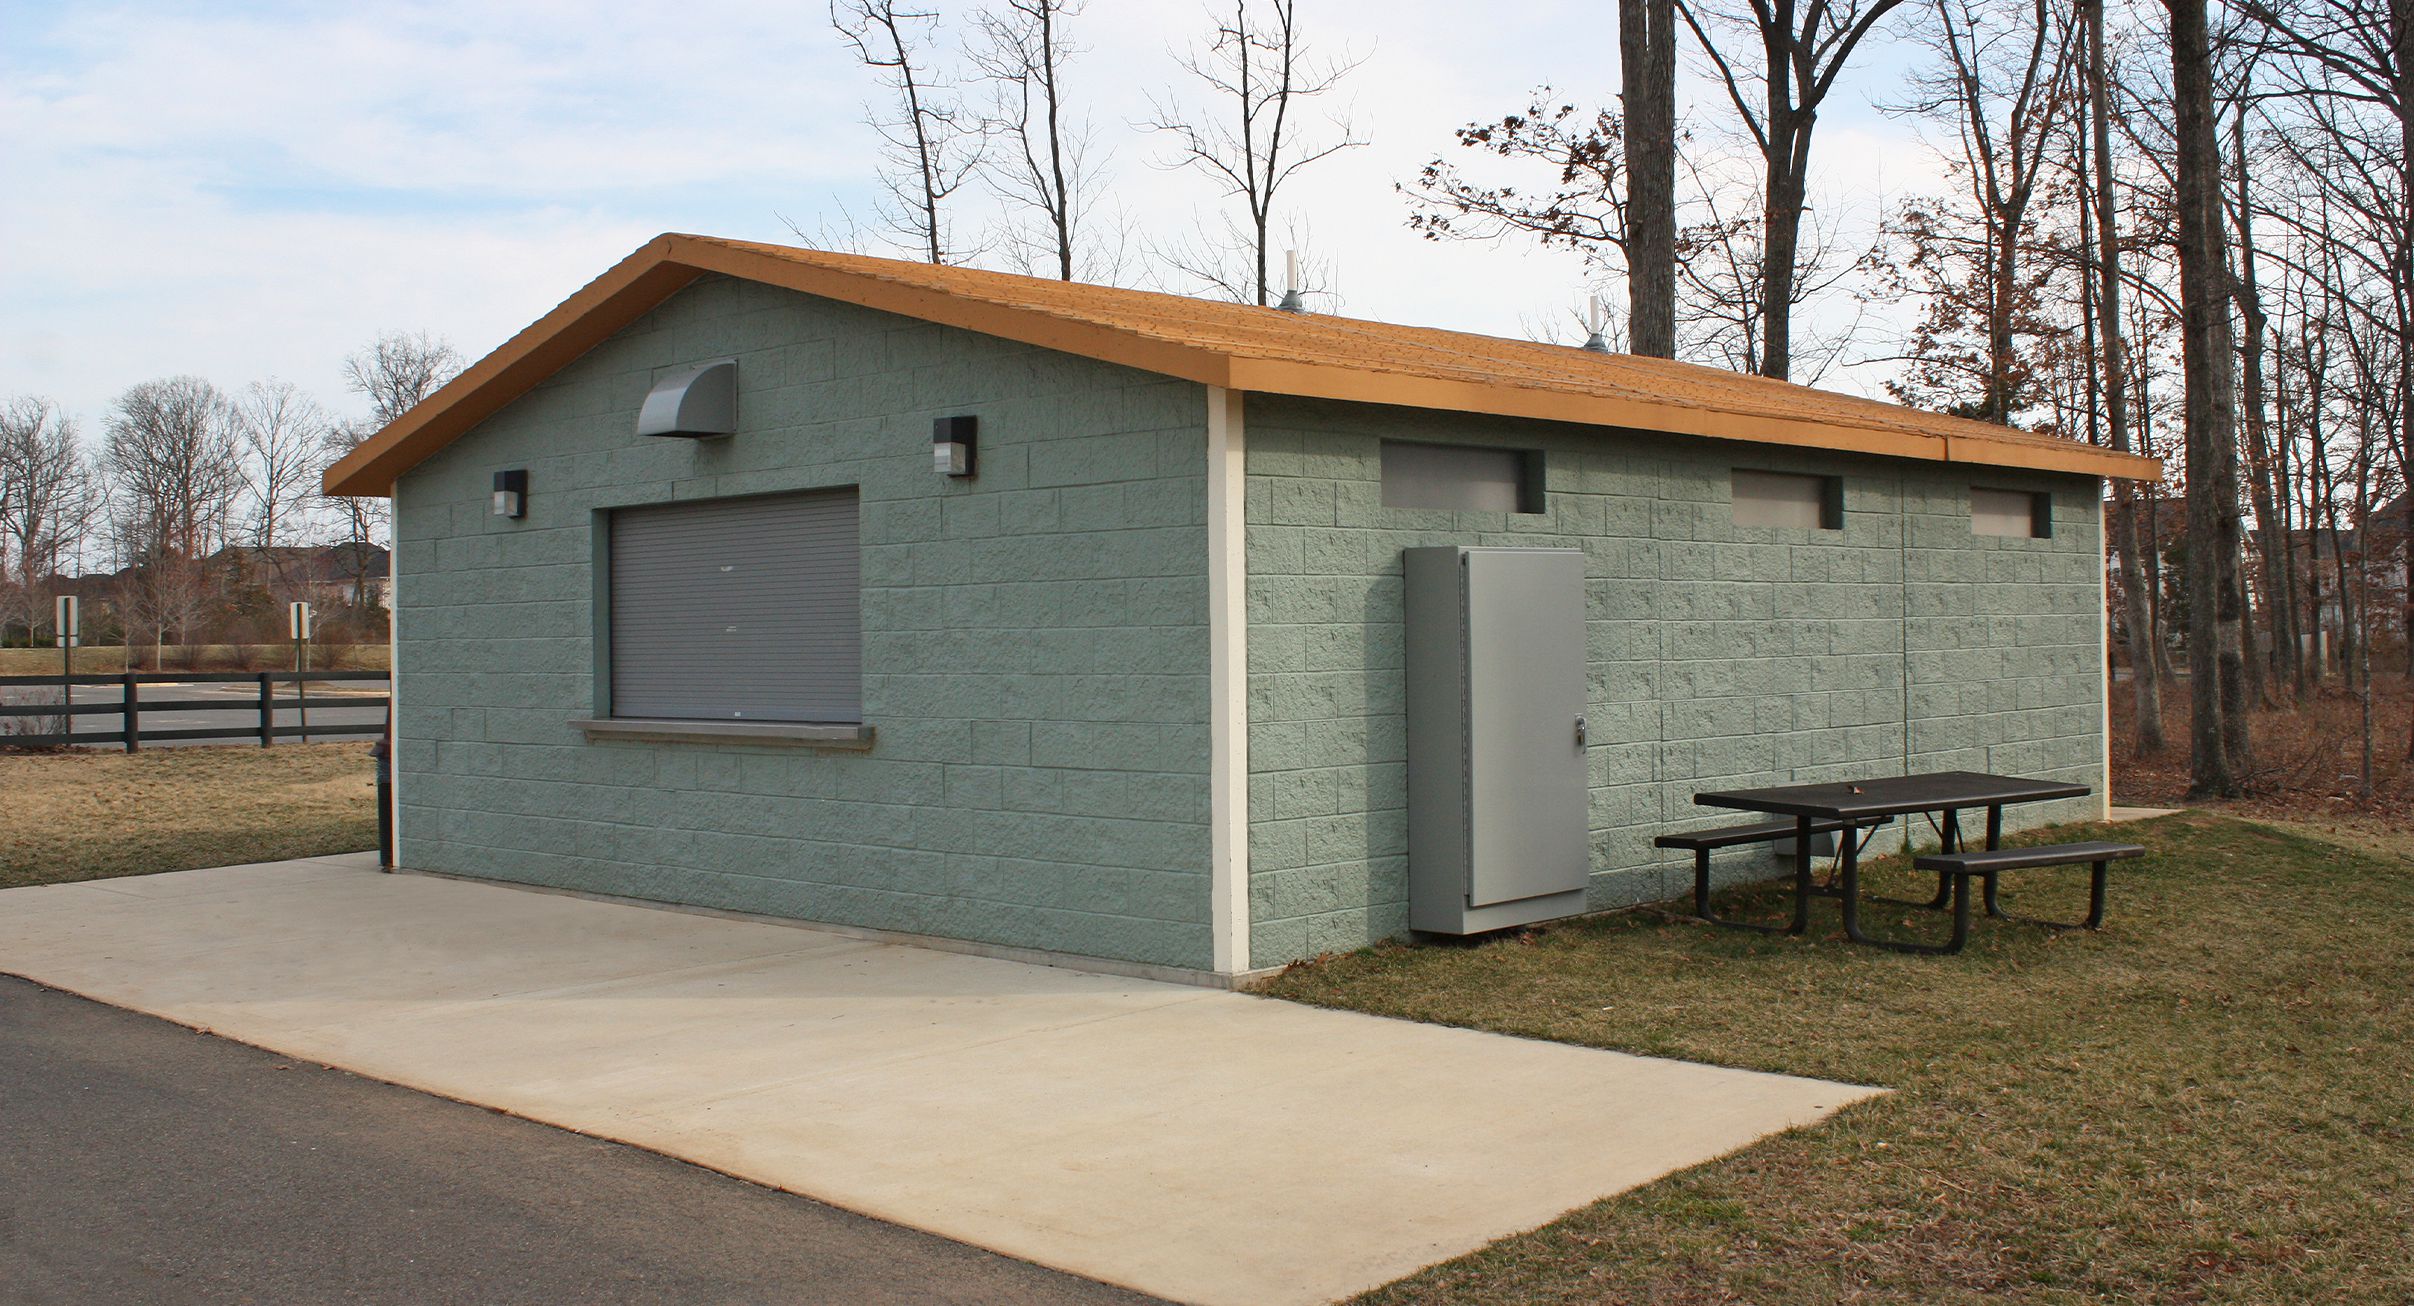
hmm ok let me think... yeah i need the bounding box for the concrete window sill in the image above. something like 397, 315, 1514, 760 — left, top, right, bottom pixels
569, 718, 875, 750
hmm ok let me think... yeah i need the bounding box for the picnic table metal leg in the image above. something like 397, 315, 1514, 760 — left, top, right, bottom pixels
1840, 820, 1971, 955
1911, 807, 1960, 906
1861, 815, 1953, 912
1790, 815, 1813, 934
1927, 807, 1970, 908
1985, 804, 2004, 851
1982, 860, 2110, 931
1689, 846, 1794, 935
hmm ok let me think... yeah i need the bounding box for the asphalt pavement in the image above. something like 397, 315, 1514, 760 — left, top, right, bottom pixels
0, 975, 1163, 1306
0, 679, 387, 748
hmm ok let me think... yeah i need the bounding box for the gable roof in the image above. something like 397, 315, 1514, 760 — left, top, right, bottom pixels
324, 233, 2159, 495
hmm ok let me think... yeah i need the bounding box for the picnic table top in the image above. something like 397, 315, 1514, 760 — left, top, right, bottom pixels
1692, 770, 2092, 821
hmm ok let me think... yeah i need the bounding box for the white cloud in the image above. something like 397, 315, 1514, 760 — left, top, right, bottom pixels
0, 0, 1950, 441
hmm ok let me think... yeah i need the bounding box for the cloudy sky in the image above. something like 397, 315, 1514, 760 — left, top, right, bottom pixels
1, 0, 1948, 441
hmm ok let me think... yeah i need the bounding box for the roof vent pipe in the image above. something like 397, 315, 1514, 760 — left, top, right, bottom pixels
1277, 249, 1307, 313
1580, 296, 1611, 353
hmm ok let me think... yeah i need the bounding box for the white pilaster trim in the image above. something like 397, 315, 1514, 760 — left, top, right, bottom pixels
1206, 386, 1251, 975
388, 480, 404, 868
2098, 489, 2113, 817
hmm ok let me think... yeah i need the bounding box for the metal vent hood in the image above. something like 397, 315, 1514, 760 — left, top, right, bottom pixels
637, 359, 737, 438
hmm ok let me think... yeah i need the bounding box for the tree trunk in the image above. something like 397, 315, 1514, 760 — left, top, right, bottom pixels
2171, 0, 2249, 797
2394, 0, 2414, 746
2227, 113, 2291, 705
1039, 0, 1074, 281
1759, 112, 1810, 379
2269, 367, 2306, 700
2352, 437, 2374, 793
1620, 0, 1678, 358
1987, 228, 2019, 422
2087, 0, 2163, 751
2399, 40, 2414, 764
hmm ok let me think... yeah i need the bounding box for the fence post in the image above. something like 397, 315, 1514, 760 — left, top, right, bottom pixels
121, 672, 140, 753
258, 672, 275, 748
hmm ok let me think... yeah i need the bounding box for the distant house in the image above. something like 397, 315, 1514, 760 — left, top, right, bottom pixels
326, 234, 2157, 983
215, 543, 392, 610
2252, 490, 2410, 665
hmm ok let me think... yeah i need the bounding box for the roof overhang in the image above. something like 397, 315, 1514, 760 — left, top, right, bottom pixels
324, 234, 2162, 496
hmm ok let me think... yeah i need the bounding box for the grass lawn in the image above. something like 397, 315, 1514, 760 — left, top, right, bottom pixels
0, 745, 377, 890
1266, 813, 2414, 1305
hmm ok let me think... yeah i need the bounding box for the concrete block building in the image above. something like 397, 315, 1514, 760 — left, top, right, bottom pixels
327, 235, 2159, 984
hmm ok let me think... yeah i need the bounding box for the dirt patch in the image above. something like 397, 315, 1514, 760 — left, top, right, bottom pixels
2111, 673, 2414, 831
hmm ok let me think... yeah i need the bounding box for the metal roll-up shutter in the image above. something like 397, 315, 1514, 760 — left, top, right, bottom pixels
608, 488, 861, 723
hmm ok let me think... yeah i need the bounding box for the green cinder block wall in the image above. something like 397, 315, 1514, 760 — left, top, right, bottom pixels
1241, 396, 2105, 970
392, 275, 2108, 977
393, 275, 1220, 970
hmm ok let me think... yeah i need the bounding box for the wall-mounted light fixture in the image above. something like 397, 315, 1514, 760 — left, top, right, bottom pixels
933, 415, 977, 478
492, 468, 528, 519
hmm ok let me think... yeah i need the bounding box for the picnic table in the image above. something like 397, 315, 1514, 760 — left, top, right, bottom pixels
1688, 770, 2105, 954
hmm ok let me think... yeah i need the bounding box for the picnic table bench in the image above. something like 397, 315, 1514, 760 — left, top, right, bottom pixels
1655, 816, 1891, 934
1667, 771, 2144, 955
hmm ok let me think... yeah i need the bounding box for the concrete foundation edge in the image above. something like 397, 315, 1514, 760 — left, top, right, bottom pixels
390, 865, 1288, 990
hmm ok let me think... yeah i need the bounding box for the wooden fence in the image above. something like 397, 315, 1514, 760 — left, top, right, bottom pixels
0, 670, 389, 751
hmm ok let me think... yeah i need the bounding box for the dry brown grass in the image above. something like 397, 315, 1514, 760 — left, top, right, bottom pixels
1268, 813, 2414, 1305
0, 745, 377, 890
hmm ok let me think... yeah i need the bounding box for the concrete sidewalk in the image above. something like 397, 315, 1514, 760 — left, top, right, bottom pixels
0, 856, 1881, 1306
2, 976, 1158, 1305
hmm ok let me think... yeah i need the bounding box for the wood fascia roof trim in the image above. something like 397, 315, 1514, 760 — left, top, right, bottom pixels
324, 233, 2161, 496
323, 245, 705, 494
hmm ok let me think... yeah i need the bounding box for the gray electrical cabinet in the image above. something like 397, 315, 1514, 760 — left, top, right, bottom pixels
1403, 546, 1591, 934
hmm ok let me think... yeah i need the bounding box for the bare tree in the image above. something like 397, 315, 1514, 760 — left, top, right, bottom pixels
2307, 270, 2403, 791
1403, 103, 1871, 377
2224, 103, 2301, 702
969, 0, 1097, 280
1676, 136, 1880, 382
1403, 94, 1633, 265
325, 331, 463, 599
104, 376, 244, 564
2083, 0, 2165, 751
234, 379, 328, 551
1675, 0, 1911, 380
342, 330, 464, 429
1621, 0, 1679, 357
1882, 0, 2080, 424
2240, 0, 2412, 733
2169, 0, 2253, 796
0, 397, 94, 646
1145, 0, 1366, 307
833, 0, 984, 264
104, 377, 244, 665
